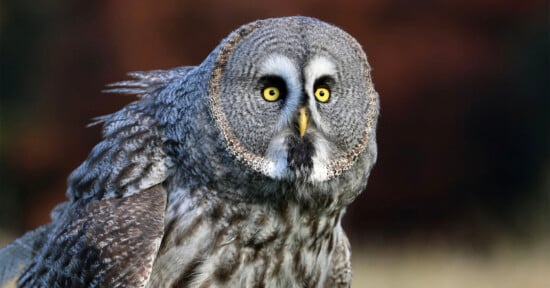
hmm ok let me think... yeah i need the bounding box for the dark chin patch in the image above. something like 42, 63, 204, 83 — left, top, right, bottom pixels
286, 134, 314, 174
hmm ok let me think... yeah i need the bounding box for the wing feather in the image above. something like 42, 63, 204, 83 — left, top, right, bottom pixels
0, 225, 52, 288
326, 226, 352, 288
17, 185, 166, 288
0, 67, 195, 287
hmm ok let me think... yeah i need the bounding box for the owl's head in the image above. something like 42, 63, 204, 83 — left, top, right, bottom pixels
207, 17, 378, 183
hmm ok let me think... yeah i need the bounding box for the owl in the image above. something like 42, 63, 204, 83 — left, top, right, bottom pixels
0, 16, 379, 287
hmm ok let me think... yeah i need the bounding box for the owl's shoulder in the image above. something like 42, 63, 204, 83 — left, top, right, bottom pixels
66, 67, 203, 201
66, 106, 171, 200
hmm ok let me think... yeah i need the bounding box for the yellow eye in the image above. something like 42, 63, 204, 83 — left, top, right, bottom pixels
262, 86, 281, 102
314, 87, 330, 102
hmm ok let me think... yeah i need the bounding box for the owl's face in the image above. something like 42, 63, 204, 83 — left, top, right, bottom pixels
209, 17, 378, 183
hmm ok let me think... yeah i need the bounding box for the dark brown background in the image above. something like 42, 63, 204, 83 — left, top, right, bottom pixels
1, 0, 548, 253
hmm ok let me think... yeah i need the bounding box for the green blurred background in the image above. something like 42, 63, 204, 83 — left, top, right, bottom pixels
1, 0, 548, 286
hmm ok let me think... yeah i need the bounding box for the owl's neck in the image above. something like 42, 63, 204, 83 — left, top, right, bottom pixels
162, 184, 345, 242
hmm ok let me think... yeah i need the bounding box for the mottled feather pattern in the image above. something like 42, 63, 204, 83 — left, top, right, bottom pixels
326, 225, 353, 287
149, 186, 348, 287
68, 91, 174, 201
18, 186, 166, 287
0, 16, 379, 288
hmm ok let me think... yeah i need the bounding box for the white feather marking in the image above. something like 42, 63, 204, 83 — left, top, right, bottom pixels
264, 130, 292, 179
303, 57, 338, 182
304, 57, 337, 134
259, 55, 298, 86
259, 54, 302, 130
305, 56, 336, 87
309, 131, 332, 182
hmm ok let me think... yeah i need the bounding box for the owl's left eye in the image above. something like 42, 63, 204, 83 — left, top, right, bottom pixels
313, 76, 334, 103
314, 87, 330, 103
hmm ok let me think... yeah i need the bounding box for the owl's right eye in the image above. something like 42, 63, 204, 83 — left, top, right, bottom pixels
263, 87, 281, 102
259, 76, 287, 102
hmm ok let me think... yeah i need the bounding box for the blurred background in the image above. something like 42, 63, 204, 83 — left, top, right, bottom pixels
1, 0, 548, 286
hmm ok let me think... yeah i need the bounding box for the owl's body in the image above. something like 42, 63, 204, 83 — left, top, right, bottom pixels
0, 17, 378, 287
150, 187, 351, 287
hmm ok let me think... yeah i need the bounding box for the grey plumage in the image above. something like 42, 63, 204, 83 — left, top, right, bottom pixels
0, 16, 379, 287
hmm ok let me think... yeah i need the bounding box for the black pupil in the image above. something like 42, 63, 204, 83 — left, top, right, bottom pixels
319, 90, 325, 96
269, 89, 276, 95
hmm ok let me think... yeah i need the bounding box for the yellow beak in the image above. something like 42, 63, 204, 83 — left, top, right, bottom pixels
298, 107, 309, 137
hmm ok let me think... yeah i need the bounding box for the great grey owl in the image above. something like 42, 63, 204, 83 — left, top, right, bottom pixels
0, 16, 379, 287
